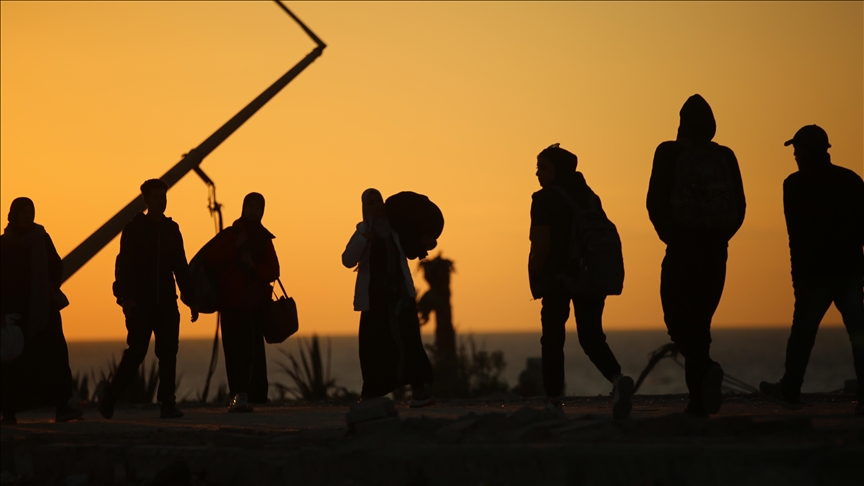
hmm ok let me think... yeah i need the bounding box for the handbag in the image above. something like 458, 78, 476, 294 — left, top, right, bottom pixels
264, 278, 298, 344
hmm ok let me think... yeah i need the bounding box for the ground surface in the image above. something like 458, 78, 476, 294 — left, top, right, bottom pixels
1, 394, 862, 485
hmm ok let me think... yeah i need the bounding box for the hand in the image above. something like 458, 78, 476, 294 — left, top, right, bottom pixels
240, 250, 256, 269
121, 298, 138, 312
235, 231, 248, 248
190, 304, 200, 323
362, 231, 376, 241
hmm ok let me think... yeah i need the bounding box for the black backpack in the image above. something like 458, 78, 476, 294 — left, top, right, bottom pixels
188, 233, 224, 314
551, 186, 625, 296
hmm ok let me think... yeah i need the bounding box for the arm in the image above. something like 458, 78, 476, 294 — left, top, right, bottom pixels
529, 225, 551, 274
724, 147, 746, 241
256, 239, 280, 283
172, 227, 194, 304
114, 225, 134, 302
646, 142, 677, 245
341, 223, 369, 269
44, 233, 63, 290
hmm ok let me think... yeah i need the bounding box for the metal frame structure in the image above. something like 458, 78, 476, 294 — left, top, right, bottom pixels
60, 1, 326, 283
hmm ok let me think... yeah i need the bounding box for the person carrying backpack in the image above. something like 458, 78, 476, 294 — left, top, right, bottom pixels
529, 143, 634, 419
760, 125, 864, 415
647, 94, 746, 417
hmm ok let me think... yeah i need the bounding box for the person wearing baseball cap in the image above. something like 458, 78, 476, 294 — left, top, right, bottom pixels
761, 125, 864, 416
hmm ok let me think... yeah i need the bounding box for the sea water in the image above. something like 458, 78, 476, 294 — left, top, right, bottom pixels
66, 327, 856, 402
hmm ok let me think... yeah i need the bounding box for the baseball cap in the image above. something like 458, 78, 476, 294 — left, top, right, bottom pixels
784, 125, 831, 149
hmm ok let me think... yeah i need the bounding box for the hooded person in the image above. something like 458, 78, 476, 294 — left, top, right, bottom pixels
646, 94, 746, 417
342, 188, 435, 407
205, 192, 279, 412
528, 144, 635, 420
760, 125, 864, 415
1, 197, 82, 423
383, 191, 444, 261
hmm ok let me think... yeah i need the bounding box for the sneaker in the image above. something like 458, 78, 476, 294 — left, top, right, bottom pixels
759, 381, 802, 410
55, 405, 84, 423
702, 364, 724, 415
160, 402, 184, 419
228, 393, 254, 413
611, 375, 635, 420
683, 402, 709, 419
98, 391, 116, 420
409, 390, 436, 409
544, 397, 565, 418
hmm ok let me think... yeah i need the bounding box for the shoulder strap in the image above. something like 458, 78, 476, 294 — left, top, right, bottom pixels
550, 186, 583, 213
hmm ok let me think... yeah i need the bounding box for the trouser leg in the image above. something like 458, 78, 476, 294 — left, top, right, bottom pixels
573, 295, 621, 382
661, 245, 726, 406
153, 304, 180, 403
248, 306, 269, 403
540, 292, 570, 397
110, 307, 153, 397
831, 276, 864, 398
782, 279, 832, 392
221, 309, 254, 396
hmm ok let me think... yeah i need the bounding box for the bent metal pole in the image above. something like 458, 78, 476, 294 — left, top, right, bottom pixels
60, 1, 326, 283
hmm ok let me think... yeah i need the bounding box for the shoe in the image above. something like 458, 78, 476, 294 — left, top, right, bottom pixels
759, 381, 802, 410
856, 400, 863, 417
55, 405, 84, 423
409, 390, 436, 409
612, 375, 635, 420
1, 413, 16, 425
702, 364, 724, 415
683, 402, 709, 419
160, 402, 184, 419
99, 390, 116, 420
228, 393, 254, 413
544, 397, 565, 418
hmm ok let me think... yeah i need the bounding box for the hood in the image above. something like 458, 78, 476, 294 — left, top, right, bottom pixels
677, 94, 716, 143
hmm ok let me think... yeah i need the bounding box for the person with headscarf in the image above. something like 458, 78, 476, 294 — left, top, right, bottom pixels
205, 192, 279, 412
342, 189, 435, 407
529, 144, 635, 420
1, 197, 82, 423
647, 94, 746, 417
100, 179, 198, 421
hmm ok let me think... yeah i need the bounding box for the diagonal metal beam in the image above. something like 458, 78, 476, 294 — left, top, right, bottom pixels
61, 1, 325, 283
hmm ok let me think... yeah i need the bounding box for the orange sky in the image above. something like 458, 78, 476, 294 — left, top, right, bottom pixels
1, 2, 862, 342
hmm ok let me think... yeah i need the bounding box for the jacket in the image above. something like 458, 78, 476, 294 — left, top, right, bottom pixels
342, 222, 416, 312
113, 213, 193, 307
205, 218, 280, 311
784, 161, 864, 280
647, 95, 746, 247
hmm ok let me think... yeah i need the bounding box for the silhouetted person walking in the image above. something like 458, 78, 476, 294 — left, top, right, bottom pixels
529, 143, 635, 419
100, 179, 198, 420
1, 198, 82, 424
760, 125, 864, 415
342, 189, 435, 407
205, 192, 278, 413
647, 95, 746, 417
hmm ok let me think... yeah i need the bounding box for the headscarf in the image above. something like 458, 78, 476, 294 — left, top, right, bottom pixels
3, 197, 51, 335
237, 192, 274, 263
362, 188, 392, 238
384, 192, 444, 260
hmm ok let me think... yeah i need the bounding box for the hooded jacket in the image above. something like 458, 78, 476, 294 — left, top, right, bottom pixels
647, 95, 746, 246
113, 213, 193, 307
